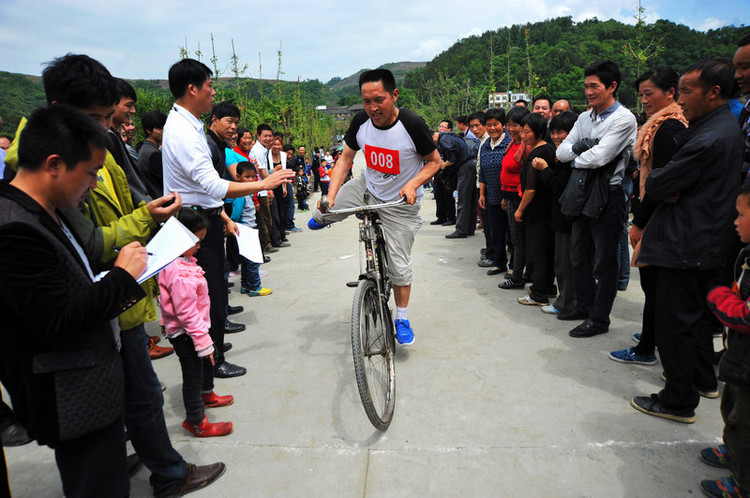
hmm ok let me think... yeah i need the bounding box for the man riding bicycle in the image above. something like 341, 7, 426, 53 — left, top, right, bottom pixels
310, 68, 441, 345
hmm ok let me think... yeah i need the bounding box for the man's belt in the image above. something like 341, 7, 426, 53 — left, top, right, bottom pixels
189, 206, 224, 216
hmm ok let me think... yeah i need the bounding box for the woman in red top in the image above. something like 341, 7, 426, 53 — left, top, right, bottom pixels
233, 128, 254, 160
499, 106, 531, 289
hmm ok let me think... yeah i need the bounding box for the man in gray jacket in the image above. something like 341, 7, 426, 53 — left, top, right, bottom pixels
556, 60, 637, 337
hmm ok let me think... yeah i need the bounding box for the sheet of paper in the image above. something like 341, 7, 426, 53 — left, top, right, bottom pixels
136, 216, 199, 283
235, 224, 264, 263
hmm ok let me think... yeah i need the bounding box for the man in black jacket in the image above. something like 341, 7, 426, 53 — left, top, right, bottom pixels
632, 58, 744, 423
0, 105, 148, 496
108, 78, 151, 204
204, 101, 248, 349
137, 110, 167, 199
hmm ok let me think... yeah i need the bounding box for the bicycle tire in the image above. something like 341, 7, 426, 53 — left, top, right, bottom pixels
351, 278, 396, 430
373, 237, 396, 352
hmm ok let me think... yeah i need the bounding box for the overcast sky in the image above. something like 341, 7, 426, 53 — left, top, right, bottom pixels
1, 0, 747, 84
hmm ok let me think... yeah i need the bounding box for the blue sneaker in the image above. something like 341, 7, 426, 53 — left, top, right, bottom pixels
288, 227, 302, 233
700, 476, 748, 498
632, 333, 642, 343
699, 444, 731, 468
394, 319, 415, 346
307, 218, 327, 230
608, 347, 657, 365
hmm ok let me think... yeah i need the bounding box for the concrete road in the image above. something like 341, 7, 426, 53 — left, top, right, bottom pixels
5, 189, 727, 497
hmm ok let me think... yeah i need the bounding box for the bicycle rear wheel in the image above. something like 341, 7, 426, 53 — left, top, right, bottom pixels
351, 278, 396, 430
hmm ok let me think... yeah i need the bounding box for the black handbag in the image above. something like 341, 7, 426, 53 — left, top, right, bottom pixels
32, 348, 123, 442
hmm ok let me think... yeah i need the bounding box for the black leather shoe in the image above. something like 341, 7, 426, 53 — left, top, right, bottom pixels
127, 453, 142, 477
264, 255, 271, 263
155, 462, 226, 498
0, 422, 33, 446
224, 320, 246, 333
214, 361, 247, 378
445, 231, 467, 239
486, 266, 507, 276
227, 305, 244, 316
569, 319, 609, 338
441, 219, 456, 226
557, 308, 588, 321
223, 342, 232, 353
430, 218, 447, 225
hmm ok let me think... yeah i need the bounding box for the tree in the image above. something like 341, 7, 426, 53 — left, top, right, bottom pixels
623, 0, 663, 112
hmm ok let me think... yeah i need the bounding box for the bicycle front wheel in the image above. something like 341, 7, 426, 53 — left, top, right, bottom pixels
351, 278, 396, 430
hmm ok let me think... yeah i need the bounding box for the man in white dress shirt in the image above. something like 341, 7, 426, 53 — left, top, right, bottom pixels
162, 58, 293, 378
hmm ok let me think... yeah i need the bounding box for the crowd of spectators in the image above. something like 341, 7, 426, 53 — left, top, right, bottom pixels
427, 37, 750, 497
0, 34, 749, 497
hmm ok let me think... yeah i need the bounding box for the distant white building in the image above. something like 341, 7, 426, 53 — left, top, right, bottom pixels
488, 91, 531, 109
314, 104, 363, 120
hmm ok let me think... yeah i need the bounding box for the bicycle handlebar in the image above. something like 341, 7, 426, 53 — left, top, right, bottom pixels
322, 196, 406, 215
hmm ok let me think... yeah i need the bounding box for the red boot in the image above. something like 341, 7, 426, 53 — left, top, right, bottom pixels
182, 415, 233, 437
148, 336, 174, 360
202, 391, 234, 408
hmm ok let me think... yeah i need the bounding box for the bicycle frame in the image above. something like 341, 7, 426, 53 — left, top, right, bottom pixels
326, 196, 404, 302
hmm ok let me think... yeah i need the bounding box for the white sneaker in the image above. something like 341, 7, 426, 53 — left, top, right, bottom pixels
541, 304, 559, 314
517, 294, 547, 306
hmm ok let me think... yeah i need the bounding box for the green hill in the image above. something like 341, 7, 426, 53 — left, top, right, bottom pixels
2, 17, 748, 137
403, 16, 749, 115
327, 61, 427, 90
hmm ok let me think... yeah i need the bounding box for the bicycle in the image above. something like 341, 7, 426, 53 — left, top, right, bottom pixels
321, 194, 404, 431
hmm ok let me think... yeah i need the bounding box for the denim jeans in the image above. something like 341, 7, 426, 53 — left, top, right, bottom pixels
169, 334, 214, 425
486, 203, 508, 268
284, 191, 296, 229
570, 188, 626, 326
120, 324, 185, 493
241, 256, 261, 291
297, 193, 309, 210
504, 194, 526, 281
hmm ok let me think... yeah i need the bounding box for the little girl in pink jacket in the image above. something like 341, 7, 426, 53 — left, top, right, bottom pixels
159, 208, 234, 437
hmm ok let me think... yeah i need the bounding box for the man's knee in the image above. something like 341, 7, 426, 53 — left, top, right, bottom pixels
389, 268, 413, 287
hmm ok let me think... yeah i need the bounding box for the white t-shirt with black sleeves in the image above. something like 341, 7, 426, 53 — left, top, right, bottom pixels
344, 108, 436, 202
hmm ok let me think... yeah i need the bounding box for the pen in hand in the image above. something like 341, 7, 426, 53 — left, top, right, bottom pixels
113, 246, 154, 256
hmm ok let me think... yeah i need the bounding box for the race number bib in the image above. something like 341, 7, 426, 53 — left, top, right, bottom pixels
365, 145, 400, 175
